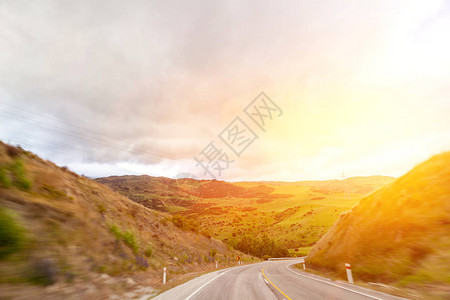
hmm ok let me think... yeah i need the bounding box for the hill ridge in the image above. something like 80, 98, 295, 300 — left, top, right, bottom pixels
306, 151, 450, 294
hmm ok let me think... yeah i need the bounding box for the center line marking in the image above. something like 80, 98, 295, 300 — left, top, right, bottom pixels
261, 267, 293, 300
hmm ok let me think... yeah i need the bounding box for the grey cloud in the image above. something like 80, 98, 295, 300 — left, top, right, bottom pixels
1, 0, 444, 179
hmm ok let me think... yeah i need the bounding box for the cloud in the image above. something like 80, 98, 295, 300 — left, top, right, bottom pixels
0, 0, 449, 180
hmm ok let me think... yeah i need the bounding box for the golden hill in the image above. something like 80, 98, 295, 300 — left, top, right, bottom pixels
306, 152, 450, 293
0, 142, 249, 299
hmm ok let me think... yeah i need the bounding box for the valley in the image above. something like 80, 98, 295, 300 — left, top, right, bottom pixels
96, 175, 394, 256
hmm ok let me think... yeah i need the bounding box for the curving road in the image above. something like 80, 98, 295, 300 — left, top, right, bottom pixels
152, 259, 406, 300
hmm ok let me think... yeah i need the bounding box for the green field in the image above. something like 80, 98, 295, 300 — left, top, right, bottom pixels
97, 175, 394, 251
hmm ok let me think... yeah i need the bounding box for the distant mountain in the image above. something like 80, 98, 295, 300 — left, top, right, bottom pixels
0, 142, 248, 299
306, 152, 450, 291
96, 174, 394, 255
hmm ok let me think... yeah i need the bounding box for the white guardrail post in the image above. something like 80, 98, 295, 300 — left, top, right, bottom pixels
345, 263, 354, 284
163, 267, 167, 284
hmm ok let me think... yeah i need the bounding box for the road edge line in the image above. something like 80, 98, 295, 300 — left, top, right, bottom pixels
284, 264, 384, 300
261, 267, 293, 300
185, 269, 231, 300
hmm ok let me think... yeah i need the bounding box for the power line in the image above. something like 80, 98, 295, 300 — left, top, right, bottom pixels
0, 99, 127, 144
0, 109, 162, 159
3, 130, 120, 162
0, 100, 176, 159
0, 103, 196, 171
0, 109, 180, 163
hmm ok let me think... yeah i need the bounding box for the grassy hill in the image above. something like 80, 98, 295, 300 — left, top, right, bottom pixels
96, 175, 394, 257
0, 142, 251, 299
306, 152, 450, 296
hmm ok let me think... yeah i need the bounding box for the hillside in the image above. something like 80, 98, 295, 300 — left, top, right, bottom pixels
96, 175, 394, 257
306, 152, 450, 296
0, 142, 251, 299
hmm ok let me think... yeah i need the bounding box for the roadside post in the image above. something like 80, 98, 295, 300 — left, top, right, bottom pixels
302, 263, 306, 270
163, 267, 167, 284
216, 261, 218, 269
345, 263, 354, 284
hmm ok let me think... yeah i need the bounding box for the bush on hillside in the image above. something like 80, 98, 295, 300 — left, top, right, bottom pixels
171, 214, 199, 232
109, 224, 139, 253
0, 206, 25, 259
0, 166, 11, 187
28, 258, 57, 286
0, 158, 32, 191
234, 234, 288, 258
122, 230, 139, 253
11, 159, 32, 191
5, 144, 21, 158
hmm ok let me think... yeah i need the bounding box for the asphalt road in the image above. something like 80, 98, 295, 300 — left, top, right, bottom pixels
152, 259, 406, 300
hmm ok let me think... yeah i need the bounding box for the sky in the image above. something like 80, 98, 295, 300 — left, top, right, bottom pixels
0, 0, 449, 181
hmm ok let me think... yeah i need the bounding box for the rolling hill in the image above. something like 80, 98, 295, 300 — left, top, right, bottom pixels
96, 175, 394, 256
306, 152, 450, 296
0, 142, 250, 299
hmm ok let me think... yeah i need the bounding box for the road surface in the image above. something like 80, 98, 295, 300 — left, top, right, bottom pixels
152, 259, 405, 300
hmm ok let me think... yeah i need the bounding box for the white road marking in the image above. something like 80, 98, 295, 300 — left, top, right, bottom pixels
185, 269, 232, 300
284, 265, 384, 300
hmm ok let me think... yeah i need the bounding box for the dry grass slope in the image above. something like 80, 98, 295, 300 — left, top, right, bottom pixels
0, 142, 250, 299
306, 152, 450, 294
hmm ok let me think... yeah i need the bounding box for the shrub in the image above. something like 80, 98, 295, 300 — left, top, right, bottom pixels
135, 254, 149, 269
97, 204, 106, 214
144, 246, 153, 257
171, 214, 199, 232
11, 159, 32, 191
0, 166, 11, 188
204, 255, 214, 263
201, 231, 211, 239
109, 224, 122, 240
28, 258, 57, 286
5, 144, 21, 157
122, 231, 139, 253
210, 248, 217, 257
171, 215, 184, 228
0, 159, 32, 191
109, 224, 139, 253
0, 206, 25, 259
234, 234, 289, 258
42, 184, 67, 199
